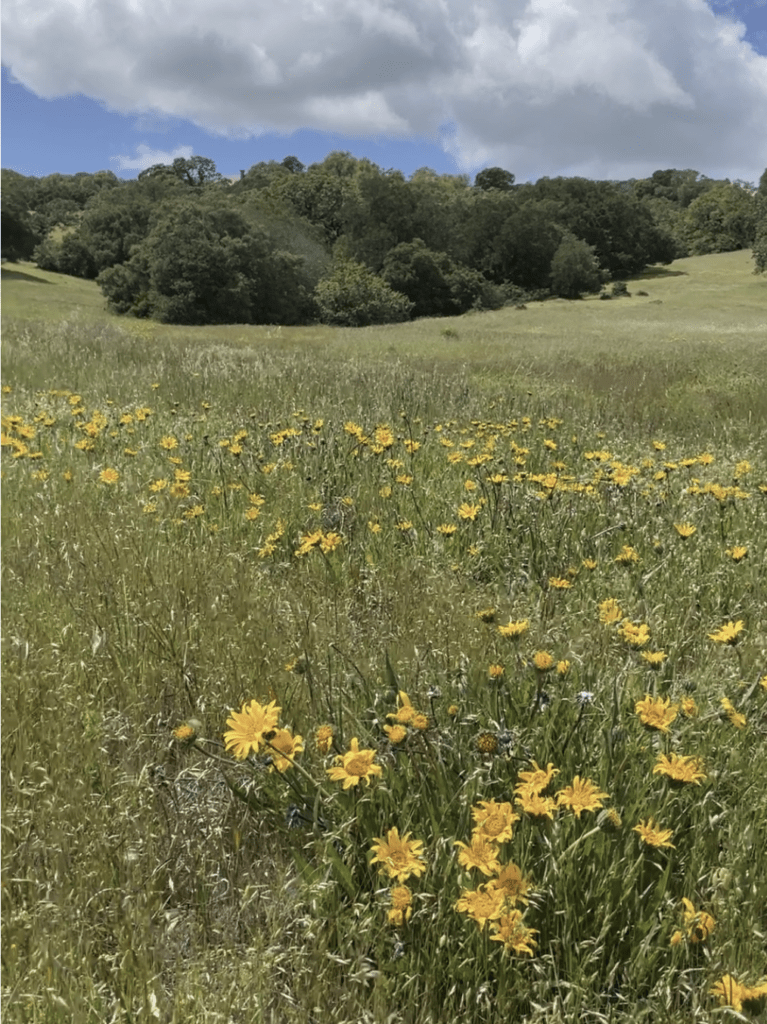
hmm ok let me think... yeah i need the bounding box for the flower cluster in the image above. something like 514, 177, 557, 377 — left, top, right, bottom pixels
453, 799, 536, 954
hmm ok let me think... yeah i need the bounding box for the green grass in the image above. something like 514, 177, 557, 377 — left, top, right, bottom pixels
3, 249, 766, 436
2, 252, 767, 1023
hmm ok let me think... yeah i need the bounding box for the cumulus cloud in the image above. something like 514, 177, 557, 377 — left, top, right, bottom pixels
3, 0, 767, 180
111, 143, 194, 172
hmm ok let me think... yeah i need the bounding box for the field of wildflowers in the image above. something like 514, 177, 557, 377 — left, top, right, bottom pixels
2, 287, 766, 1022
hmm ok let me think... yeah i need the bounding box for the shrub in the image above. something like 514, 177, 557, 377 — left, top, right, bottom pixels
314, 260, 413, 326
549, 233, 604, 298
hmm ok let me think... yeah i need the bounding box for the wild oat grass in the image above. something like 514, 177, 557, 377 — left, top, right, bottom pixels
2, 254, 766, 1023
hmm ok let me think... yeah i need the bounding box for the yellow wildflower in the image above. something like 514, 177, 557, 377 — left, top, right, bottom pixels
653, 752, 706, 785
720, 697, 746, 728
267, 728, 304, 772
471, 800, 519, 845
726, 546, 747, 561
635, 694, 678, 733
615, 545, 640, 564
619, 620, 651, 648
224, 700, 282, 759
678, 897, 715, 943
454, 835, 502, 876
633, 818, 675, 848
641, 650, 667, 668
708, 620, 744, 645
673, 523, 697, 538
548, 576, 572, 589
387, 885, 413, 926
490, 910, 538, 955
555, 776, 609, 818
489, 863, 531, 906
457, 502, 481, 520
370, 828, 426, 883
384, 723, 408, 744
599, 598, 623, 624
515, 760, 559, 794
498, 619, 529, 639
515, 790, 557, 818
454, 884, 505, 931
532, 651, 554, 672
326, 738, 382, 789
315, 724, 334, 754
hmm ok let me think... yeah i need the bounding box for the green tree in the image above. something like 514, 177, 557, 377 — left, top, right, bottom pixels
270, 166, 355, 243
98, 200, 312, 325
524, 177, 675, 276
1, 170, 40, 259
281, 155, 305, 174
751, 225, 766, 274
405, 168, 472, 258
637, 196, 692, 258
549, 233, 603, 298
462, 194, 562, 289
236, 161, 291, 191
79, 184, 154, 272
32, 231, 97, 278
314, 259, 413, 326
633, 169, 714, 208
29, 197, 81, 237
381, 239, 498, 317
339, 166, 419, 271
752, 190, 767, 274
474, 167, 515, 191
170, 156, 224, 187
684, 183, 758, 255
95, 260, 152, 317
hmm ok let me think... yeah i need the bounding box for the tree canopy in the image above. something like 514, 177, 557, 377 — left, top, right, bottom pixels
5, 155, 759, 327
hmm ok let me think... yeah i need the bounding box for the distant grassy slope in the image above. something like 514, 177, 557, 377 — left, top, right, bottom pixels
3, 250, 766, 435
3, 249, 764, 347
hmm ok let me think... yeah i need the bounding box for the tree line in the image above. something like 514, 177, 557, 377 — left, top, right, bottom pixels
3, 155, 766, 326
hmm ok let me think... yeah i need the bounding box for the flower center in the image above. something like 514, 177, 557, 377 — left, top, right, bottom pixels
482, 813, 504, 837
346, 754, 370, 776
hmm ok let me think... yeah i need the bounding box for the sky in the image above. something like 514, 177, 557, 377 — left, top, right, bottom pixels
2, 0, 767, 185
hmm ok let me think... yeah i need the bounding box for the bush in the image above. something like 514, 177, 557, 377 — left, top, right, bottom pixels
314, 260, 413, 326
97, 260, 152, 317
549, 233, 604, 298
502, 283, 550, 306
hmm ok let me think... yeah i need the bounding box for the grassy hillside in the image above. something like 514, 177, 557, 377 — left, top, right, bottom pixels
2, 251, 767, 1024
3, 249, 766, 436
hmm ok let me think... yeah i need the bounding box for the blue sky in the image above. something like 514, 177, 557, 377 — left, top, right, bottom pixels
3, 0, 767, 184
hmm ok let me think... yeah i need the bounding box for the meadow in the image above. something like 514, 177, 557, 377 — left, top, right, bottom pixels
2, 250, 766, 1023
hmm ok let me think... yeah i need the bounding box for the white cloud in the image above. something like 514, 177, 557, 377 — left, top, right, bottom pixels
3, 0, 767, 181
111, 143, 193, 171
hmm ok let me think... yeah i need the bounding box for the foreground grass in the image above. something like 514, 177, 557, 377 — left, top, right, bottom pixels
2, 258, 767, 1023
